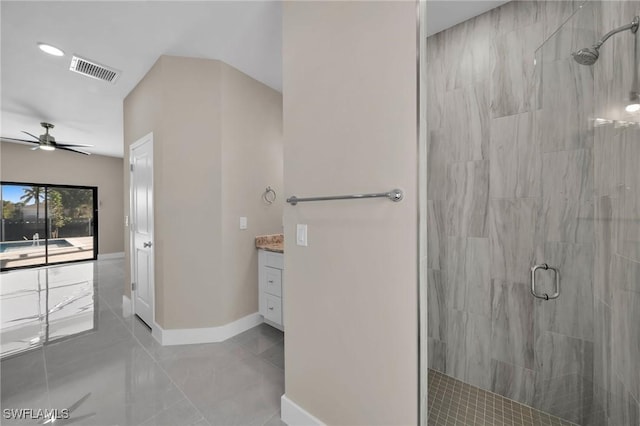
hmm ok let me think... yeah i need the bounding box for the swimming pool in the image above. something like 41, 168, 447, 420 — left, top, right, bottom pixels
0, 240, 73, 253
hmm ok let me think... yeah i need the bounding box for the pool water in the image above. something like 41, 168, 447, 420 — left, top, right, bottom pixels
0, 240, 73, 253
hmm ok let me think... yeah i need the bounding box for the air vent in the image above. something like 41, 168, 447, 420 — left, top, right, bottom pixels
69, 55, 120, 83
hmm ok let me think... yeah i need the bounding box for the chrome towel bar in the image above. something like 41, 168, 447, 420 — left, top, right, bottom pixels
286, 189, 403, 206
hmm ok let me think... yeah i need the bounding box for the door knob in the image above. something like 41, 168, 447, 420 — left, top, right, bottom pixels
143, 241, 153, 248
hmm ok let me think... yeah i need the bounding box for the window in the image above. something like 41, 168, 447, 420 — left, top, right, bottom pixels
1, 182, 97, 271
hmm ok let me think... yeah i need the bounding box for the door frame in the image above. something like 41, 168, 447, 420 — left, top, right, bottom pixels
129, 132, 155, 328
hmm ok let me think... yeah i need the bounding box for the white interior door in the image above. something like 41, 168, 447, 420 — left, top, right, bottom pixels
130, 134, 154, 328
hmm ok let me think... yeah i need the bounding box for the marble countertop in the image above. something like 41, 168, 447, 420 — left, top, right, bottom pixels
255, 233, 284, 253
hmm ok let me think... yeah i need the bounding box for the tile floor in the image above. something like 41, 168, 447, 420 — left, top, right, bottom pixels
427, 370, 578, 426
1, 259, 286, 426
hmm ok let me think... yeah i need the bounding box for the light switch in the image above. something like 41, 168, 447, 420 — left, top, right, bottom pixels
296, 224, 308, 246
240, 217, 248, 230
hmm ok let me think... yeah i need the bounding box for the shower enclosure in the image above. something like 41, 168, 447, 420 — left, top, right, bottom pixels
422, 1, 640, 425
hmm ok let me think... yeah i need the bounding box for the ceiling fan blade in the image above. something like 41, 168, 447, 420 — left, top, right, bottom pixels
31, 146, 40, 151
1, 136, 40, 145
21, 131, 41, 141
56, 142, 94, 148
57, 146, 90, 155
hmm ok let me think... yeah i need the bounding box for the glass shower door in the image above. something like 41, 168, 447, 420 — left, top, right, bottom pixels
531, 3, 598, 423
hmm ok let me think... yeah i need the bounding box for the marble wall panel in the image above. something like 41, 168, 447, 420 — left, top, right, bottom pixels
491, 280, 535, 369
611, 254, 640, 295
593, 124, 622, 198
534, 332, 593, 380
489, 198, 542, 284
427, 338, 446, 373
533, 374, 593, 424
540, 60, 594, 153
617, 126, 640, 262
490, 358, 536, 406
447, 161, 489, 238
608, 376, 640, 426
447, 11, 496, 91
427, 200, 446, 270
490, 1, 543, 36
465, 238, 491, 317
491, 21, 545, 118
427, 130, 449, 201
445, 309, 467, 381
541, 148, 594, 244
593, 299, 612, 417
426, 33, 446, 131
427, 269, 447, 341
538, 242, 594, 340
464, 312, 492, 390
489, 111, 542, 199
446, 237, 467, 310
611, 289, 640, 403
443, 84, 490, 163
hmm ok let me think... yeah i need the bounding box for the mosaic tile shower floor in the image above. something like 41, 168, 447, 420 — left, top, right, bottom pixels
428, 370, 578, 426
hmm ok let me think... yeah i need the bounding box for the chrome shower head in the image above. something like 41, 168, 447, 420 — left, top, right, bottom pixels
572, 16, 639, 66
572, 47, 600, 65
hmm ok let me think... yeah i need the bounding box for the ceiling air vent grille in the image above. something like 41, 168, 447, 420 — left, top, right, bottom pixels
69, 55, 120, 83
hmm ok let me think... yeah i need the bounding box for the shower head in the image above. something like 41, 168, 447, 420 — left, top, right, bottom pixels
572, 47, 600, 65
572, 16, 639, 66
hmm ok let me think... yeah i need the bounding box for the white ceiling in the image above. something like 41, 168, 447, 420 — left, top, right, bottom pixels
1, 1, 507, 159
1, 1, 282, 158
426, 1, 510, 36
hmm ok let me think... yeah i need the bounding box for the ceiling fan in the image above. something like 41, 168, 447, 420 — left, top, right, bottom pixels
1, 122, 92, 155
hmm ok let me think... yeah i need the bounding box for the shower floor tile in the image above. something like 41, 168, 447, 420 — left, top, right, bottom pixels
427, 369, 578, 426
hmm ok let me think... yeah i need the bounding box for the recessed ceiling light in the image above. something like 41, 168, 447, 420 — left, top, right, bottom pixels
37, 43, 64, 57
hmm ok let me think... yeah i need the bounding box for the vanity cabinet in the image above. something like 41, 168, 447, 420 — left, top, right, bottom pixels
258, 250, 284, 330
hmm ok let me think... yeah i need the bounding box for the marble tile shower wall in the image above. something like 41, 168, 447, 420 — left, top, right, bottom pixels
427, 1, 640, 425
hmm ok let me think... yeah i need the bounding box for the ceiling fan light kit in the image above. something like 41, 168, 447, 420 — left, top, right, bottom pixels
1, 122, 93, 155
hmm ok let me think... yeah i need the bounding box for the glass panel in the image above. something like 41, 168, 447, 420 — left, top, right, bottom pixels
531, 4, 598, 422
1, 184, 47, 269
46, 187, 95, 264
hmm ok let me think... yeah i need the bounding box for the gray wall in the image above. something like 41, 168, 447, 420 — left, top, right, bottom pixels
427, 1, 640, 424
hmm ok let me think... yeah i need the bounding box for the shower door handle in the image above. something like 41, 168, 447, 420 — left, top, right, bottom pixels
531, 263, 560, 300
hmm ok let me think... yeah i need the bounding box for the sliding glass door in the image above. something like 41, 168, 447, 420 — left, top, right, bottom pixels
1, 182, 97, 270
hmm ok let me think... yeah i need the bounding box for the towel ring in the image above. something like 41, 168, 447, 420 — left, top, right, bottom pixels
263, 186, 276, 205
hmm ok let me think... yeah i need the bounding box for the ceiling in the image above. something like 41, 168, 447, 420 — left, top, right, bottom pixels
1, 1, 507, 159
426, 1, 510, 36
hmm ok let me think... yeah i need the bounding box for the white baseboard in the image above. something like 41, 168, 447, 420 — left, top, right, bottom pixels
151, 312, 263, 346
98, 252, 125, 260
281, 395, 325, 426
122, 295, 132, 318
